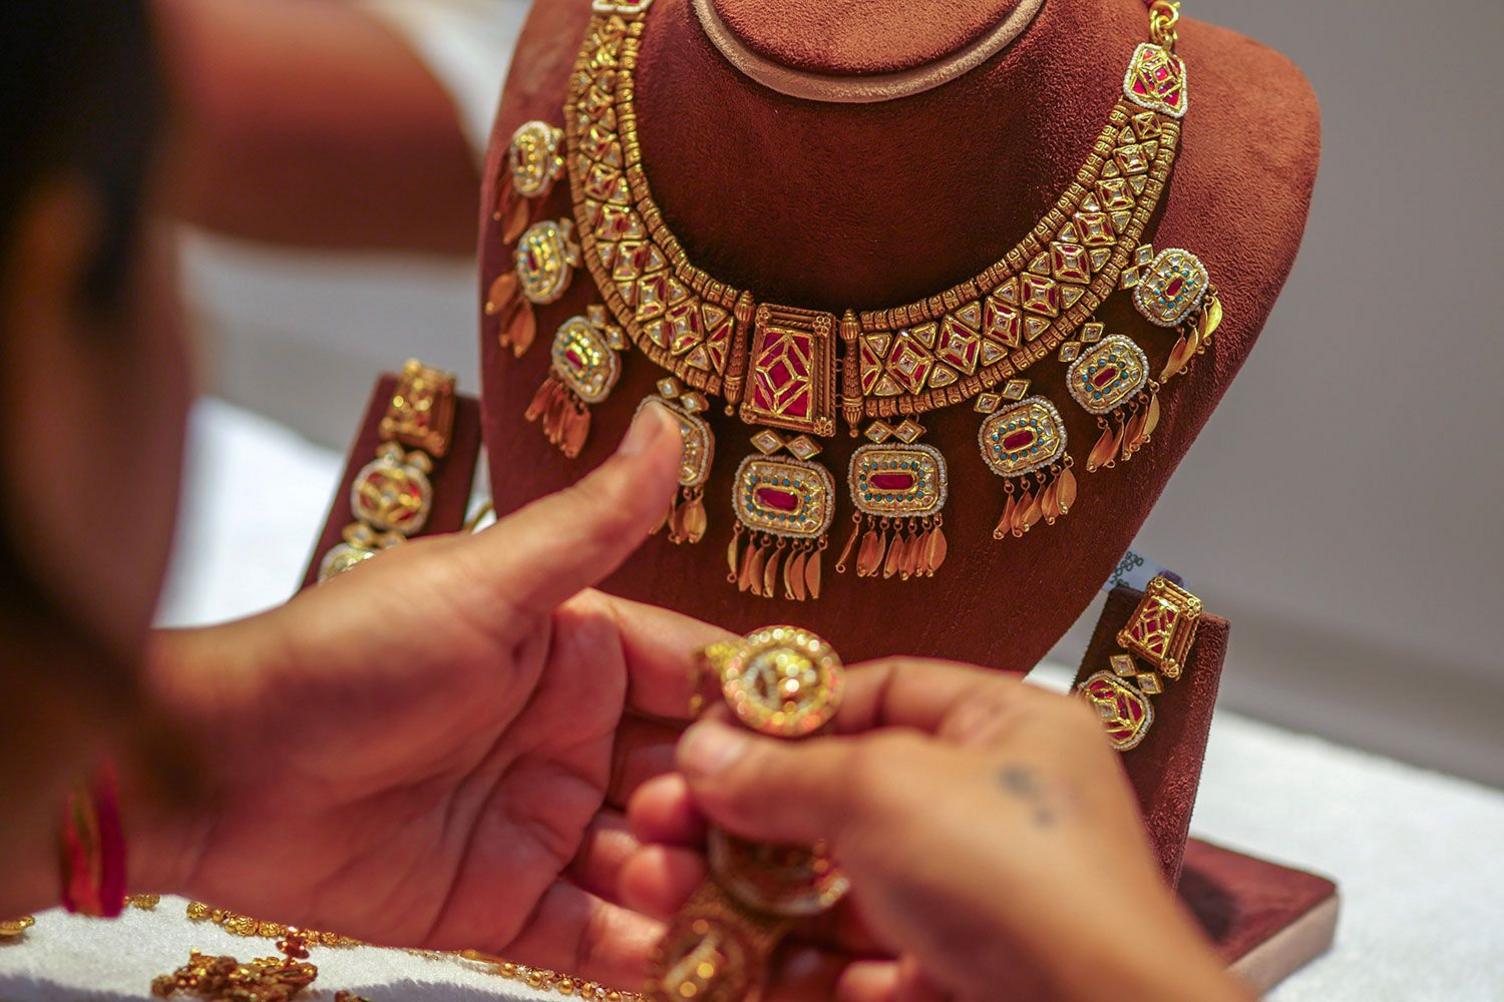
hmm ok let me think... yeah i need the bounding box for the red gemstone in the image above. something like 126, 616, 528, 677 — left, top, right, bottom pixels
870, 472, 916, 492
1092, 365, 1119, 389
1165, 276, 1185, 298
1003, 429, 1036, 452
564, 347, 586, 371
755, 487, 800, 512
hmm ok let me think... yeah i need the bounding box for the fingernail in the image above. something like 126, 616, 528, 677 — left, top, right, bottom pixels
618, 399, 670, 457
678, 721, 749, 778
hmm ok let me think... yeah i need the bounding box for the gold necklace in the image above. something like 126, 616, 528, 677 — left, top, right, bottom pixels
488, 0, 1222, 600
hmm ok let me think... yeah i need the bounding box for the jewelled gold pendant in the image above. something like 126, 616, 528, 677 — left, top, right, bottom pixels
1122, 244, 1224, 382
494, 120, 565, 244
836, 419, 948, 580
976, 394, 1078, 540
486, 218, 583, 357
642, 378, 715, 544
1056, 323, 1162, 471
525, 306, 625, 458
728, 433, 834, 601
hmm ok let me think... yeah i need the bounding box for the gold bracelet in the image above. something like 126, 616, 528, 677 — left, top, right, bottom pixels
318, 360, 457, 583
647, 626, 848, 1001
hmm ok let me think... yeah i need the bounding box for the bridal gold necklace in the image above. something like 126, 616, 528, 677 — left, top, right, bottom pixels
487, 0, 1222, 602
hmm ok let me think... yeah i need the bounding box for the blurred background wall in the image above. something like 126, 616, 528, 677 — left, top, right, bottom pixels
179, 0, 1504, 785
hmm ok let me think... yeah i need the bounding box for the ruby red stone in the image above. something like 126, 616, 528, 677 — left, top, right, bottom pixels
755, 487, 800, 512
564, 347, 586, 371
1165, 276, 1185, 299
869, 472, 916, 492
1003, 429, 1036, 452
1092, 365, 1119, 389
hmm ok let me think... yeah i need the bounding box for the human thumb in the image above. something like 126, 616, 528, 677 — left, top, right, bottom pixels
469, 400, 682, 614
675, 719, 874, 846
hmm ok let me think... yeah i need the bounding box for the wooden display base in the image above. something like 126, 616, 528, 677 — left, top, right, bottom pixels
1183, 839, 1339, 994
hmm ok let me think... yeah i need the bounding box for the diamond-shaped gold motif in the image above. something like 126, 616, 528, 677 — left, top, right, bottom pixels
681, 391, 709, 413
1059, 342, 1082, 363
894, 419, 924, 444
657, 377, 682, 398
1111, 654, 1137, 677
750, 429, 786, 455
1002, 379, 1030, 401
1082, 322, 1105, 343
864, 420, 895, 444
786, 435, 822, 461
1136, 672, 1164, 696
974, 393, 1002, 415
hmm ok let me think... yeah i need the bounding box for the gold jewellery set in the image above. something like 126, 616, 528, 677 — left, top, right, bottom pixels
487, 0, 1223, 601
317, 360, 458, 583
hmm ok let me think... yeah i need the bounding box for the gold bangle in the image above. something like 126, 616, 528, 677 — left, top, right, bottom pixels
647, 626, 848, 1001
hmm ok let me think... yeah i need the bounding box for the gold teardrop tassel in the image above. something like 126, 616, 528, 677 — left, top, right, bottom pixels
508, 301, 538, 358
726, 525, 744, 582
1200, 292, 1224, 340
502, 194, 533, 245
926, 517, 948, 575
835, 514, 863, 574
883, 526, 905, 579
785, 545, 808, 601
900, 526, 923, 580
525, 374, 561, 425
678, 488, 707, 544
857, 522, 886, 577
485, 271, 519, 320
994, 488, 1018, 541
492, 177, 513, 223
740, 537, 765, 595
1057, 460, 1079, 516
1087, 420, 1117, 473
1042, 475, 1061, 525
806, 541, 825, 600
761, 542, 782, 598
561, 400, 591, 459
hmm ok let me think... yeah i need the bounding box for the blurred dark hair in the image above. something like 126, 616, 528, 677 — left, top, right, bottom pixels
0, 1, 165, 624
0, 0, 165, 313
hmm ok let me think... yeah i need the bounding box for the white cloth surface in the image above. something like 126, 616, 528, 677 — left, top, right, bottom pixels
3, 400, 1500, 1000
357, 0, 533, 161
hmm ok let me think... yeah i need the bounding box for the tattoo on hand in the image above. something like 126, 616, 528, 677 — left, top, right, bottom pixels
997, 764, 1057, 827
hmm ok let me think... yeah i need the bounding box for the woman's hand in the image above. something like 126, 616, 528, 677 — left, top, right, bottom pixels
624, 659, 1252, 1002
135, 403, 724, 988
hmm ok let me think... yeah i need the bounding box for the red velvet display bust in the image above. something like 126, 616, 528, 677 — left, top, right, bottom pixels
479, 0, 1320, 671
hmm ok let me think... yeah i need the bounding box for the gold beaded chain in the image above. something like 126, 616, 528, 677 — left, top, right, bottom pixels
185, 902, 643, 1001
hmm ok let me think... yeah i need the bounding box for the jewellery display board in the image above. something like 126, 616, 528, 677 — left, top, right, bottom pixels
299, 372, 483, 590
478, 0, 1322, 674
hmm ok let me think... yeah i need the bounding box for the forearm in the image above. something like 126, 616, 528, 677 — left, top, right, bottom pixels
154, 0, 480, 254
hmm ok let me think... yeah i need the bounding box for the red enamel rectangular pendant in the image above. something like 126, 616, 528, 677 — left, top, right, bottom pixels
739, 305, 839, 437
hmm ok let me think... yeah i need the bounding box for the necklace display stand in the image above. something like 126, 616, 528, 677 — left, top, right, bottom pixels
472, 0, 1333, 991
